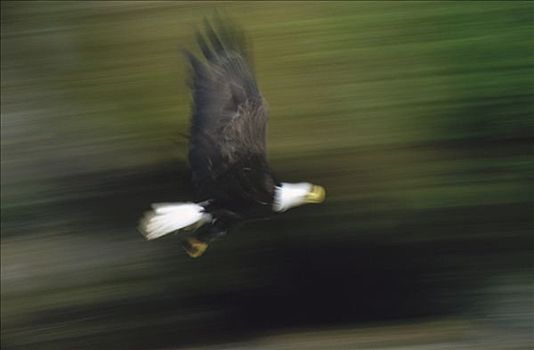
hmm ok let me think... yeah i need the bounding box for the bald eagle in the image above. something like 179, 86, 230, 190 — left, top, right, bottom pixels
139, 20, 325, 257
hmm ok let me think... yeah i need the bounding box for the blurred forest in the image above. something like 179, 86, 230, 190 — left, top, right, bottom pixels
1, 2, 533, 350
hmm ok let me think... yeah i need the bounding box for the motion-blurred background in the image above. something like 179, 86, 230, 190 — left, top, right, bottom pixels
1, 2, 533, 349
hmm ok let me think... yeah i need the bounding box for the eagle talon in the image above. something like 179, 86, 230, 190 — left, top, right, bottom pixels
182, 237, 208, 258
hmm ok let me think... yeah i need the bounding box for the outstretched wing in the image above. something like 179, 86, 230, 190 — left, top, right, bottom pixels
184, 20, 270, 200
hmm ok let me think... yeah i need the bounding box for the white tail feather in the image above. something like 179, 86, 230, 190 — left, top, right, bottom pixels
139, 203, 211, 240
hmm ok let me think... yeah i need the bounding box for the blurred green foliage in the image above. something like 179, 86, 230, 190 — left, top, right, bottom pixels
1, 2, 533, 350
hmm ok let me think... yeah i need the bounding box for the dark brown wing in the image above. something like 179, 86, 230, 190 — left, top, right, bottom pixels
184, 20, 272, 202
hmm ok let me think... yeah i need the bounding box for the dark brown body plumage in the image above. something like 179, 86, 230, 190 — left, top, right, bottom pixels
184, 20, 277, 236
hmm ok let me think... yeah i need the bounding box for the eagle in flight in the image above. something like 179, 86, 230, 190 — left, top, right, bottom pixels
139, 20, 325, 257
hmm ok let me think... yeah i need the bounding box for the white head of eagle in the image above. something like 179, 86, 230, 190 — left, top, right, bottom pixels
139, 19, 325, 257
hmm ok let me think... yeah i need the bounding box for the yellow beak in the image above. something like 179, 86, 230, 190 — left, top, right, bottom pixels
305, 185, 326, 203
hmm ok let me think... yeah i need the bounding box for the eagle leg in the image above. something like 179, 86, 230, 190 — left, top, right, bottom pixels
180, 221, 228, 258
181, 237, 208, 258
